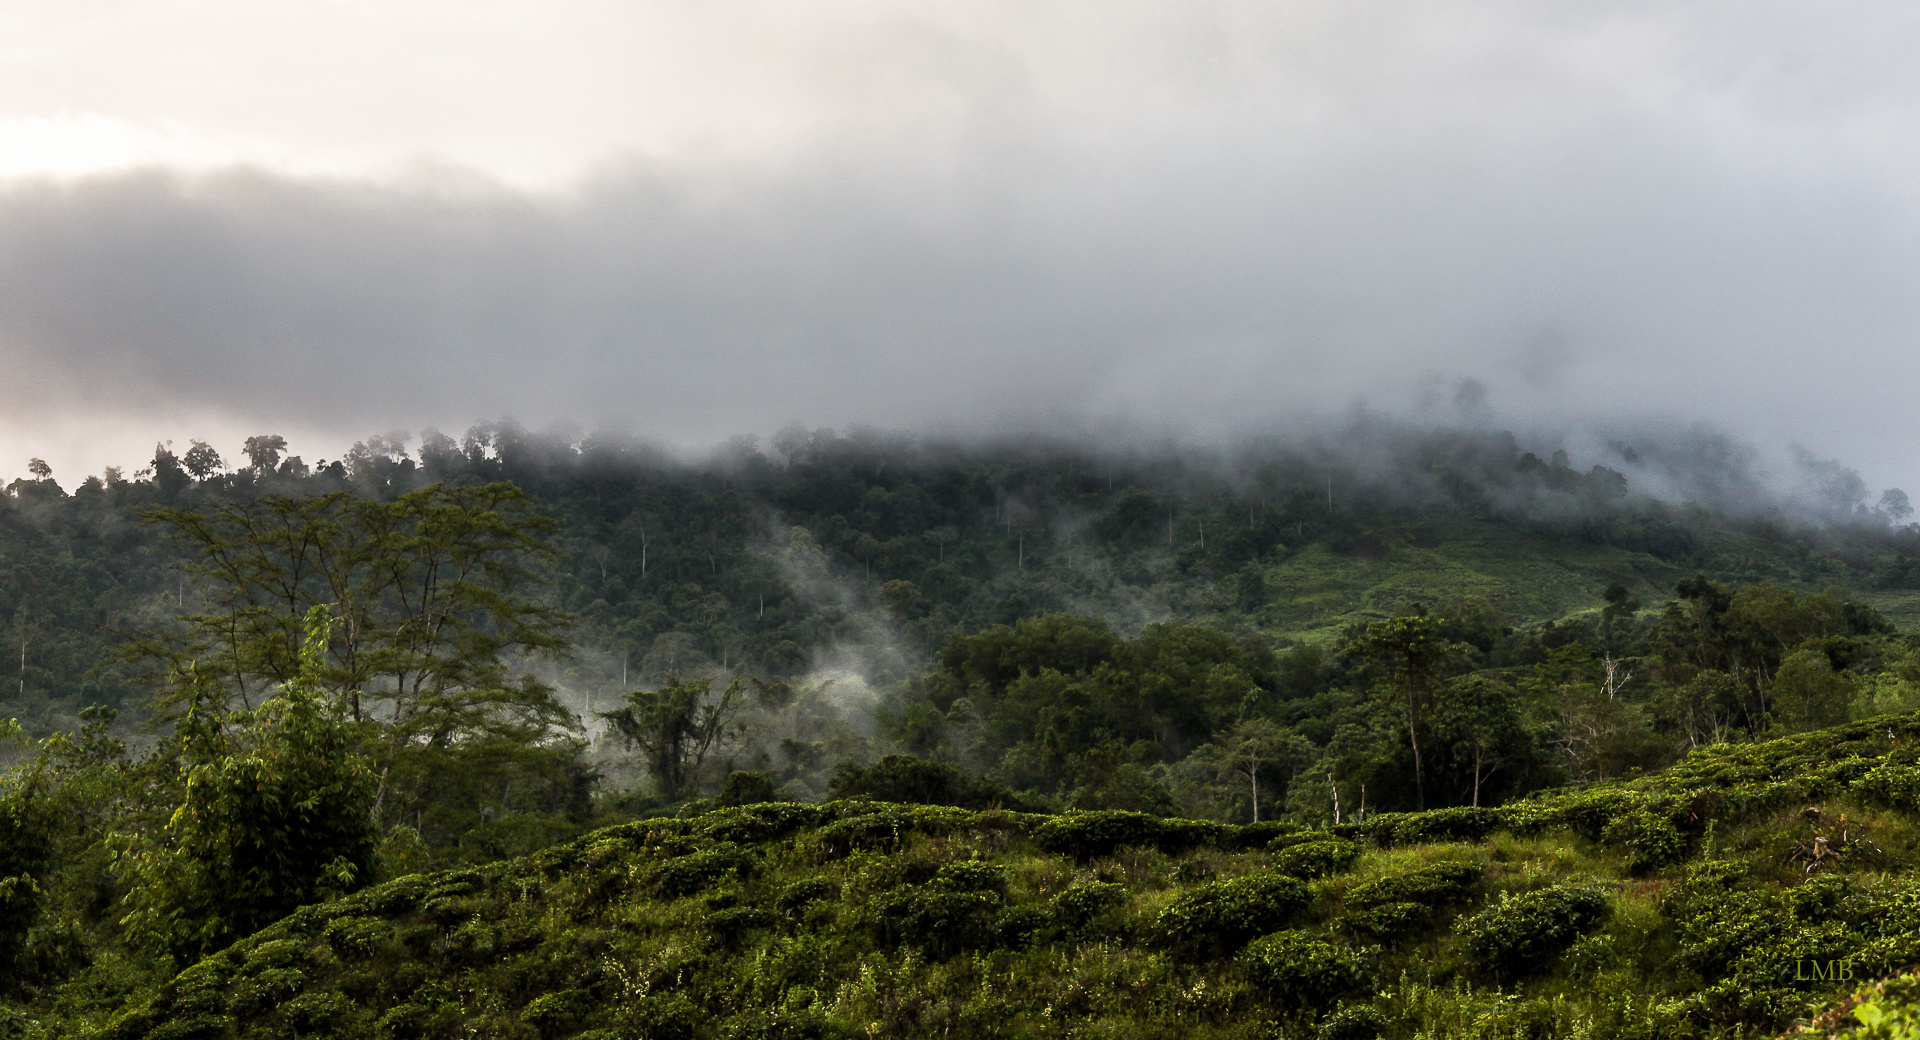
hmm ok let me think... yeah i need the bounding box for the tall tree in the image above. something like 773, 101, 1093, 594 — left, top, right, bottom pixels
242, 434, 288, 477
181, 440, 224, 483
1346, 615, 1456, 810
132, 482, 578, 838
1177, 718, 1314, 822
1432, 675, 1529, 807
601, 675, 751, 800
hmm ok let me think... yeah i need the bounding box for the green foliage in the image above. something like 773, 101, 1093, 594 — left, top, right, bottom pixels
1049, 881, 1128, 932
1370, 806, 1503, 846
1317, 1003, 1388, 1040
119, 608, 378, 963
1157, 872, 1311, 956
717, 770, 783, 807
602, 675, 752, 801
1856, 762, 1920, 811
55, 726, 1920, 1040
1345, 614, 1458, 810
1455, 885, 1610, 980
0, 739, 55, 987
1032, 811, 1166, 860
1338, 861, 1482, 943
1273, 838, 1359, 879
132, 482, 584, 854
647, 845, 752, 898
1344, 862, 1480, 909
1237, 930, 1372, 1012
15, 426, 1920, 1036
826, 755, 1033, 810
1600, 806, 1691, 874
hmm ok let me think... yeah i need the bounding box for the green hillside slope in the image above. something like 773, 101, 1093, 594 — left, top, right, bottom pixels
89, 711, 1920, 1040
1254, 516, 1920, 642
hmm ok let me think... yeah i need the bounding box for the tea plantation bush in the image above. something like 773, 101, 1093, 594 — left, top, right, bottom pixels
1273, 838, 1358, 879
1238, 930, 1372, 1010
1456, 885, 1610, 979
1157, 872, 1311, 957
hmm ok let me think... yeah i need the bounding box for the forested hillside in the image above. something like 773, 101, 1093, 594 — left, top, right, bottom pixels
7, 422, 1920, 1036
7, 422, 1919, 719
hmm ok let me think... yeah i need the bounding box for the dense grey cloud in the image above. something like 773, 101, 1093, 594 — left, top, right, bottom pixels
0, 1, 1917, 493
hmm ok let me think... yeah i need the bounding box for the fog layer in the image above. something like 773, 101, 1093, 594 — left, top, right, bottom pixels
0, 1, 1916, 488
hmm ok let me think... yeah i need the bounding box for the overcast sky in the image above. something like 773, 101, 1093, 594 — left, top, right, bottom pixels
1, 1, 1916, 496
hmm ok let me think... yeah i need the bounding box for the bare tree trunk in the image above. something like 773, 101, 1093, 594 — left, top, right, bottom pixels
1472, 744, 1483, 807
1329, 772, 1341, 825
1406, 695, 1426, 810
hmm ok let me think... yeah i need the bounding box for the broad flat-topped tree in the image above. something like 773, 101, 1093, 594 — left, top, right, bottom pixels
132, 482, 580, 838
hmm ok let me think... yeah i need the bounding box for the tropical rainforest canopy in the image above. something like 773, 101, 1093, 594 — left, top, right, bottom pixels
5, 421, 1920, 1037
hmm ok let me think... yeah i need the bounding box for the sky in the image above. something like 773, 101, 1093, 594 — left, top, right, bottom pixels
0, 1, 1916, 498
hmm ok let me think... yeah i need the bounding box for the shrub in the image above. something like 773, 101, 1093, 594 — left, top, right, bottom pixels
1600, 808, 1691, 875
649, 846, 751, 898
1496, 799, 1558, 837
1457, 885, 1610, 979
279, 991, 357, 1035
1539, 790, 1645, 842
699, 803, 824, 844
617, 994, 700, 1040
776, 876, 839, 914
931, 860, 1007, 895
321, 917, 389, 960
1344, 862, 1479, 909
1033, 811, 1165, 860
992, 905, 1051, 948
1051, 881, 1129, 930
1157, 872, 1311, 956
1344, 901, 1434, 943
1238, 821, 1309, 849
364, 874, 433, 916
828, 755, 1034, 810
1318, 1003, 1388, 1040
1855, 762, 1920, 811
1156, 818, 1237, 854
708, 907, 774, 948
1275, 839, 1359, 879
1238, 931, 1372, 1010
866, 890, 1001, 955
813, 810, 916, 858
521, 989, 592, 1034
238, 938, 317, 975
716, 771, 783, 807
1389, 806, 1502, 845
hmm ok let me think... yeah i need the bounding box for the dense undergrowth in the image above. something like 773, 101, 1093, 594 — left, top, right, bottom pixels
43, 710, 1920, 1040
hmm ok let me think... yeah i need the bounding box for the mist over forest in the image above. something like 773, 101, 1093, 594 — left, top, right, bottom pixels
11, 2, 1920, 1034
6, 413, 1917, 746
10, 413, 1920, 1036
